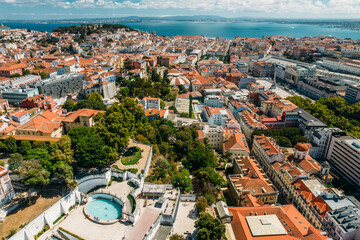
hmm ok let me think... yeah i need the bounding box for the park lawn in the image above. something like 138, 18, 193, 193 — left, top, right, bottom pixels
121, 147, 142, 166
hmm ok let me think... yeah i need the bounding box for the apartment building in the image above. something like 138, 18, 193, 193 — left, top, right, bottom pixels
323, 206, 360, 240
201, 106, 234, 127
0, 166, 15, 207
310, 128, 341, 160
252, 61, 274, 77
0, 99, 9, 112
297, 76, 346, 100
322, 58, 360, 76
326, 132, 360, 187
252, 135, 354, 231
203, 95, 224, 108
227, 101, 249, 116
1, 87, 40, 104
20, 94, 57, 112
36, 73, 85, 99
251, 135, 286, 172
141, 97, 161, 110
198, 124, 224, 151
290, 178, 332, 229
260, 99, 298, 117
344, 84, 360, 104
84, 80, 116, 99
228, 156, 278, 206
284, 65, 316, 86
285, 109, 327, 139
238, 110, 267, 139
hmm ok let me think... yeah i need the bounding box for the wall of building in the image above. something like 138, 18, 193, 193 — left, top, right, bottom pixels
9, 190, 80, 240
37, 74, 84, 99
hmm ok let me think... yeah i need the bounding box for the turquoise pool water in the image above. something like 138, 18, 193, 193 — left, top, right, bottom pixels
195, 105, 201, 112
87, 198, 122, 221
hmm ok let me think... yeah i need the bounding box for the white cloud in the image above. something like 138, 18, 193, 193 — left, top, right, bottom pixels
2, 0, 360, 16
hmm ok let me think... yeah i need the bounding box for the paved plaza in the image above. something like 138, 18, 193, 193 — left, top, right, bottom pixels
58, 182, 162, 240
171, 202, 198, 238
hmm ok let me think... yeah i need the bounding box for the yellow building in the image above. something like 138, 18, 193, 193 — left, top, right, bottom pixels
62, 108, 105, 132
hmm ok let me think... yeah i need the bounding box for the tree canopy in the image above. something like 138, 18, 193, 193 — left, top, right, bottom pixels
287, 96, 360, 138
252, 127, 308, 147
195, 213, 226, 240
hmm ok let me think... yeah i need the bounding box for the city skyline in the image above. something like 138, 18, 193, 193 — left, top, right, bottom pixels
1, 0, 360, 20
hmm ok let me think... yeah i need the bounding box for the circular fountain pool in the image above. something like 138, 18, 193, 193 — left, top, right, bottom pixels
84, 193, 123, 223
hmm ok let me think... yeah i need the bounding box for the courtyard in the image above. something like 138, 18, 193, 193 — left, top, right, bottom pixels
56, 181, 162, 240
0, 191, 61, 239
113, 139, 151, 172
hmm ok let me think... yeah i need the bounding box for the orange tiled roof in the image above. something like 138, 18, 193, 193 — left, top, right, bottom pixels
223, 132, 250, 153
0, 62, 27, 71
17, 114, 62, 134
229, 205, 328, 240
62, 109, 105, 123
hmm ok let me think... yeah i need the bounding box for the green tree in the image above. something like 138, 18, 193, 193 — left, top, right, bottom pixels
150, 71, 161, 82
195, 196, 208, 213
172, 168, 193, 193
121, 97, 146, 122
160, 100, 166, 109
124, 58, 133, 70
169, 105, 178, 113
32, 141, 47, 149
52, 161, 74, 183
93, 103, 135, 151
178, 85, 187, 94
55, 135, 73, 164
169, 234, 186, 240
272, 136, 292, 147
10, 73, 21, 78
88, 92, 103, 102
73, 93, 107, 111
159, 142, 172, 156
68, 126, 94, 148
39, 71, 49, 79
63, 99, 75, 112
23, 69, 30, 75
8, 153, 23, 170
197, 228, 211, 240
158, 124, 174, 142
150, 158, 171, 182
74, 133, 111, 167
47, 141, 59, 154
0, 141, 7, 152
119, 87, 130, 97
18, 140, 31, 155
174, 129, 194, 156
195, 213, 226, 240
180, 113, 190, 118
25, 148, 52, 170
4, 136, 17, 153
19, 160, 50, 187
184, 144, 215, 171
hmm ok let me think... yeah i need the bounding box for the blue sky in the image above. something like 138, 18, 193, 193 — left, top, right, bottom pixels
0, 0, 360, 20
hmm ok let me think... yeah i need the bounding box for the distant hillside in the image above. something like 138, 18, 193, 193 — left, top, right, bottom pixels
52, 24, 134, 35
